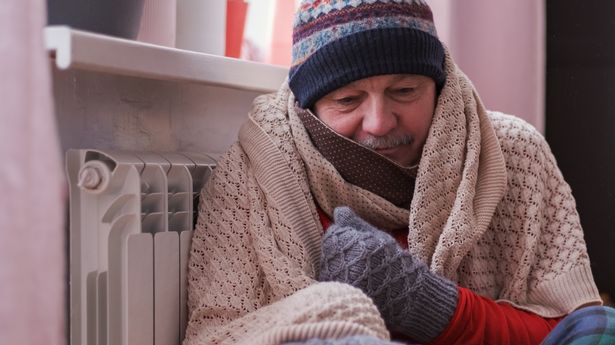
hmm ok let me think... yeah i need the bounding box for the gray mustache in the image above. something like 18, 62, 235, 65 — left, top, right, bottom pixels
355, 134, 413, 150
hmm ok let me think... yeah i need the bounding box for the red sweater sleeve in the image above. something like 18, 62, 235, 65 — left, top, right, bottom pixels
429, 287, 562, 345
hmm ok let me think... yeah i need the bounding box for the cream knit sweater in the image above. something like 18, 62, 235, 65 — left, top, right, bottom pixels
184, 55, 601, 345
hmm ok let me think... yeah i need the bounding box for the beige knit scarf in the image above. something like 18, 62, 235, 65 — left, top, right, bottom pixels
280, 52, 507, 278
238, 51, 600, 317
184, 49, 601, 345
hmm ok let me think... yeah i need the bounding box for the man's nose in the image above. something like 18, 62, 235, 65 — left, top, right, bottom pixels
361, 97, 397, 136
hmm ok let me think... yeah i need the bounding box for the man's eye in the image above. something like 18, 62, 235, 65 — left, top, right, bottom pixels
335, 96, 358, 105
394, 87, 415, 95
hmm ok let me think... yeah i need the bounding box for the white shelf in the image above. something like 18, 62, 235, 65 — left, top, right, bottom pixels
44, 26, 288, 93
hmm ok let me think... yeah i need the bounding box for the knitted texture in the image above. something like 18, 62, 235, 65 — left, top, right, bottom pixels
289, 0, 445, 108
184, 52, 601, 344
319, 207, 458, 343
184, 141, 389, 345
282, 335, 404, 345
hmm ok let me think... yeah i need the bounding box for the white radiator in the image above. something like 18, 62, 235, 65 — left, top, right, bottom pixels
66, 149, 216, 345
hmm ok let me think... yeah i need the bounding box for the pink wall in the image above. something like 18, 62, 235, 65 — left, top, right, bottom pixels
431, 0, 545, 132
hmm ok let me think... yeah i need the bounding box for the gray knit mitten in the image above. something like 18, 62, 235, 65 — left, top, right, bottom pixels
282, 335, 403, 345
318, 207, 458, 344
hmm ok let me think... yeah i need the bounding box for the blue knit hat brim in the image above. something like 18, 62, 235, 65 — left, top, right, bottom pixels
289, 28, 445, 109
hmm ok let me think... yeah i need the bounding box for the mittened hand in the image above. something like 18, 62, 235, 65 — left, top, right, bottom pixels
318, 206, 458, 344
318, 206, 412, 292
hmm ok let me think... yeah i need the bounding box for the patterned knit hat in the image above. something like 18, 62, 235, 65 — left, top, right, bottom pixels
289, 0, 446, 109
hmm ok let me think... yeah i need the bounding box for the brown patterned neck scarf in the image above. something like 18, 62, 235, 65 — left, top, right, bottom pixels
295, 107, 418, 209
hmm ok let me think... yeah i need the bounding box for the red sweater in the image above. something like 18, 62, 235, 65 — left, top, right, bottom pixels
317, 209, 562, 345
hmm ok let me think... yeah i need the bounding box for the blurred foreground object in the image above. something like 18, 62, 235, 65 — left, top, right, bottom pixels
0, 0, 65, 344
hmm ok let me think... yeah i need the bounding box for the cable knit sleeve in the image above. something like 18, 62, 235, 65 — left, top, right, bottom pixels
183, 143, 389, 345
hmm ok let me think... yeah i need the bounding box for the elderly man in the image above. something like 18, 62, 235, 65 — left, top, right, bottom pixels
184, 1, 612, 344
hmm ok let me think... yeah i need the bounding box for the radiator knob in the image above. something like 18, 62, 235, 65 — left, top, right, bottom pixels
78, 160, 111, 193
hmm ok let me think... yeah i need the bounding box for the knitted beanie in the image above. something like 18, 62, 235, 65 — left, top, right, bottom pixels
289, 0, 446, 109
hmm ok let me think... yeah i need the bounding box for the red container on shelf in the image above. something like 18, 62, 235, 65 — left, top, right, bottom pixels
226, 0, 249, 58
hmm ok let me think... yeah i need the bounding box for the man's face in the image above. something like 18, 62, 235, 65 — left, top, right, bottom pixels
313, 74, 437, 167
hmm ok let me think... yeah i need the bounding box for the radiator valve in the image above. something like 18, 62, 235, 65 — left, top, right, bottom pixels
77, 160, 111, 193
